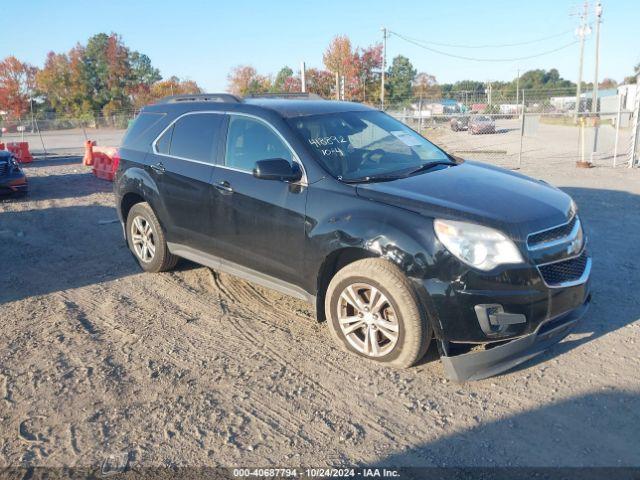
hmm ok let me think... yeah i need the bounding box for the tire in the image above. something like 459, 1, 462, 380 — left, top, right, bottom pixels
126, 202, 178, 273
324, 258, 431, 368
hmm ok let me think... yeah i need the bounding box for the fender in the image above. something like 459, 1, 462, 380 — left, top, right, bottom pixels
114, 158, 167, 232
304, 180, 447, 338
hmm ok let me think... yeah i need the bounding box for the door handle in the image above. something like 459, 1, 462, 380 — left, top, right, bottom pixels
150, 162, 166, 174
215, 180, 233, 194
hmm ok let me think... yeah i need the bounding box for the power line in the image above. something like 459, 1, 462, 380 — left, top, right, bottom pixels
391, 29, 574, 49
389, 30, 580, 62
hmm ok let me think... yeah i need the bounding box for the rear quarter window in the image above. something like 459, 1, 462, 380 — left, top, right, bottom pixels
121, 112, 166, 151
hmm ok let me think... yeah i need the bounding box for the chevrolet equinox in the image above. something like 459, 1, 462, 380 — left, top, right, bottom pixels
114, 93, 591, 381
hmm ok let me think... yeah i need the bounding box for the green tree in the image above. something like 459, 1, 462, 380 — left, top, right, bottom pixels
273, 66, 294, 92
623, 63, 639, 84
387, 55, 416, 106
129, 51, 161, 86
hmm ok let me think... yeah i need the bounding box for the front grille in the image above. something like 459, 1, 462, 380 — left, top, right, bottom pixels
0, 161, 8, 177
538, 251, 589, 286
528, 216, 577, 248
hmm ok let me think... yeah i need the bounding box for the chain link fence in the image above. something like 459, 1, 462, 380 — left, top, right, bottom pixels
0, 110, 135, 156
1, 91, 638, 169
390, 109, 636, 170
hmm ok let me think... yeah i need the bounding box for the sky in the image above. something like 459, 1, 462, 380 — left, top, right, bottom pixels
4, 0, 639, 92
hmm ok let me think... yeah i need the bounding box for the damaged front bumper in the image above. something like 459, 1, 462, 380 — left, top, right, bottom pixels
441, 295, 590, 381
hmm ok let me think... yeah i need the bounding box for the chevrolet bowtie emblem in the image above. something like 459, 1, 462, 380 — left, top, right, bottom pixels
568, 235, 582, 255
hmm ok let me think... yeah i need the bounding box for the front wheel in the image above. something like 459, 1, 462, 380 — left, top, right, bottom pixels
126, 202, 178, 273
324, 258, 431, 368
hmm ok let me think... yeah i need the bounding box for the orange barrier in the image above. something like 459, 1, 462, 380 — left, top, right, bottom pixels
6, 142, 33, 163
91, 146, 120, 181
83, 140, 96, 166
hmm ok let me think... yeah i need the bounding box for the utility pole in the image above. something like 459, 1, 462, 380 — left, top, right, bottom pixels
300, 61, 306, 93
591, 2, 602, 113
515, 68, 520, 114
573, 1, 590, 122
381, 27, 387, 110
590, 1, 603, 163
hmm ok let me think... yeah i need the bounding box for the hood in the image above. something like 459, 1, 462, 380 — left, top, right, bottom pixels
356, 160, 573, 241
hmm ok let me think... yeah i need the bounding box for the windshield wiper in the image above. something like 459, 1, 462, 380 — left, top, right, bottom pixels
404, 160, 454, 176
342, 160, 455, 184
341, 174, 402, 184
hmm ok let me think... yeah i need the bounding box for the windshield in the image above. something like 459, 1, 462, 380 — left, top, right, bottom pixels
286, 110, 452, 182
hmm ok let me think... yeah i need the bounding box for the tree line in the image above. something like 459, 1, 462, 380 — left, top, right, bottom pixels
228, 34, 631, 109
1, 32, 636, 123
0, 33, 201, 122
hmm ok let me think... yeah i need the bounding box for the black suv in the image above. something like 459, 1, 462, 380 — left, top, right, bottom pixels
115, 94, 591, 381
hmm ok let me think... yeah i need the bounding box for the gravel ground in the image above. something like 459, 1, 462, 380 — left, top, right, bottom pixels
0, 155, 639, 471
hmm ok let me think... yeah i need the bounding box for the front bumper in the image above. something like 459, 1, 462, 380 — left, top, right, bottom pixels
0, 175, 28, 195
441, 295, 590, 381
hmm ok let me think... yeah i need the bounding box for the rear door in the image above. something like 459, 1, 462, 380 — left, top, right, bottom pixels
210, 114, 308, 288
149, 112, 225, 252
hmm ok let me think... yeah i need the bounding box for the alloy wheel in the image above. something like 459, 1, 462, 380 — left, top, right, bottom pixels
131, 215, 156, 263
337, 283, 399, 357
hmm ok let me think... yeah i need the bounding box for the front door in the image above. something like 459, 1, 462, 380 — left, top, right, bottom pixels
210, 114, 308, 288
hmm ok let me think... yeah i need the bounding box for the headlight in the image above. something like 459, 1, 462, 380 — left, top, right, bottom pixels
9, 157, 21, 173
434, 219, 524, 271
569, 199, 578, 218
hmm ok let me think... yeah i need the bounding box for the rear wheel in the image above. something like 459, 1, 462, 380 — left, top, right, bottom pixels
126, 202, 178, 273
324, 258, 431, 368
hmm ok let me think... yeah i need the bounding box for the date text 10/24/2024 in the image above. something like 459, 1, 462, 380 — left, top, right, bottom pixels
232, 468, 401, 478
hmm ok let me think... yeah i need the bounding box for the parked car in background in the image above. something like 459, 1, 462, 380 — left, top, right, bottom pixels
469, 115, 496, 134
115, 94, 591, 381
0, 150, 28, 195
450, 116, 469, 132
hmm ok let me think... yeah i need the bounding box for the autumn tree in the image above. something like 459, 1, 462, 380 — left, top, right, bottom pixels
323, 35, 356, 98
353, 43, 382, 103
36, 47, 91, 116
37, 32, 172, 116
150, 76, 200, 99
413, 72, 440, 101
599, 78, 617, 89
227, 65, 271, 96
0, 56, 38, 118
305, 68, 334, 98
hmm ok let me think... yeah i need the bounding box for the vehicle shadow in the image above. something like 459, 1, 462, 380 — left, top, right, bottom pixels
25, 155, 83, 168
365, 391, 640, 471
23, 172, 112, 201
0, 205, 138, 304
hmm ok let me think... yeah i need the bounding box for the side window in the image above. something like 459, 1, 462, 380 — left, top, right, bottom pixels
122, 112, 165, 150
167, 113, 223, 163
225, 116, 293, 172
155, 125, 173, 154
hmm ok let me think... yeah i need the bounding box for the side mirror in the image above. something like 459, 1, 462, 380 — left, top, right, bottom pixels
253, 158, 302, 182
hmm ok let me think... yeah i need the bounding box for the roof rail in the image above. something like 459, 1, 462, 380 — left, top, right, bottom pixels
246, 92, 323, 100
157, 93, 242, 104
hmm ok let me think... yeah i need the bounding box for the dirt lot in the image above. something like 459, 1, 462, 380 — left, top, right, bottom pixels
1, 155, 639, 471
